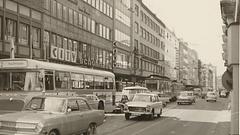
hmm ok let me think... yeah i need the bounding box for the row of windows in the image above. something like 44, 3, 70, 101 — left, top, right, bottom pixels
140, 26, 160, 47
115, 9, 130, 27
54, 71, 114, 90
115, 29, 130, 47
142, 60, 164, 75
82, 0, 113, 18
140, 10, 165, 37
45, 0, 112, 40
2, 0, 42, 21
140, 43, 159, 60
3, 18, 41, 48
115, 52, 131, 69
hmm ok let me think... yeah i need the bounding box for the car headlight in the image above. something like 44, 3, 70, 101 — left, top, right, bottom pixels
146, 105, 151, 112
35, 123, 44, 133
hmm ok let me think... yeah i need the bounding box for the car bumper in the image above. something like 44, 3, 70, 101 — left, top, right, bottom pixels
177, 100, 192, 103
206, 98, 217, 101
124, 111, 152, 116
0, 130, 42, 135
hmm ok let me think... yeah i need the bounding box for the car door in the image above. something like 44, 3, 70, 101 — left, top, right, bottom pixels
66, 99, 84, 135
154, 96, 162, 114
77, 99, 93, 132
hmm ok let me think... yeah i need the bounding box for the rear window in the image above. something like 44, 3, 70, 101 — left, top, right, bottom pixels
0, 99, 25, 111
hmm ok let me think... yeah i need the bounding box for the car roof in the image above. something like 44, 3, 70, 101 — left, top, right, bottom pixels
135, 93, 156, 96
32, 95, 86, 100
123, 86, 148, 90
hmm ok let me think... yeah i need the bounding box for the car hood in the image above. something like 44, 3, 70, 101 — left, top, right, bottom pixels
0, 111, 62, 123
126, 102, 154, 107
178, 96, 191, 99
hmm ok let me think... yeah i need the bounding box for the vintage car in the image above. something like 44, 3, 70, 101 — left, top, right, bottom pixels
0, 95, 105, 135
151, 92, 170, 107
219, 90, 228, 98
79, 94, 105, 110
113, 93, 129, 113
206, 92, 217, 102
177, 91, 196, 105
124, 93, 163, 120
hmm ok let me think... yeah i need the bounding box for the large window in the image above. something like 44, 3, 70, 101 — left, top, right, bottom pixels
74, 11, 78, 26
63, 6, 68, 22
85, 75, 94, 89
71, 73, 84, 89
134, 22, 139, 33
6, 0, 17, 12
19, 5, 30, 17
115, 9, 130, 27
51, 0, 57, 17
68, 8, 73, 24
94, 76, 104, 89
32, 27, 41, 48
19, 23, 29, 46
57, 3, 62, 19
5, 19, 17, 41
78, 13, 83, 27
55, 72, 70, 89
115, 30, 130, 47
116, 53, 130, 69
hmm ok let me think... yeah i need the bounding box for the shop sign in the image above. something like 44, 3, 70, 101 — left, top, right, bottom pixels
50, 46, 77, 63
2, 60, 27, 68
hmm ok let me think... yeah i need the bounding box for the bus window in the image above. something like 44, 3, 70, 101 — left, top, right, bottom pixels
45, 71, 54, 90
95, 76, 104, 89
55, 71, 70, 89
105, 77, 114, 89
0, 72, 42, 91
85, 75, 94, 89
71, 73, 84, 89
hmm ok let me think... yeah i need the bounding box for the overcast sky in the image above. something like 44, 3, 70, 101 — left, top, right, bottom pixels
142, 0, 225, 76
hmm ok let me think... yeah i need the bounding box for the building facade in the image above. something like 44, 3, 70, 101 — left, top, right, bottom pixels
132, 0, 171, 92
0, 0, 114, 71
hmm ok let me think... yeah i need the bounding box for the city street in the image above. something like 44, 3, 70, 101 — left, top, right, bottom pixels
98, 97, 231, 135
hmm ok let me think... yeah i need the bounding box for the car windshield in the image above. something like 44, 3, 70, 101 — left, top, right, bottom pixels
26, 97, 66, 113
132, 95, 151, 102
0, 99, 24, 111
180, 92, 192, 96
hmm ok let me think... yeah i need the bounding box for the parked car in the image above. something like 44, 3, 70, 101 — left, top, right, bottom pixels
206, 92, 217, 102
124, 93, 163, 120
122, 86, 150, 101
79, 94, 105, 110
114, 93, 129, 113
177, 91, 196, 105
151, 92, 170, 107
0, 95, 105, 135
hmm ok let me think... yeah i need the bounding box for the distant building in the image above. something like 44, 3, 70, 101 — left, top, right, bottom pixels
200, 64, 217, 91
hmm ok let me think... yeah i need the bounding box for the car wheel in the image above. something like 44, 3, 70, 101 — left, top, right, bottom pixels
84, 124, 97, 135
98, 101, 104, 110
149, 110, 154, 120
48, 130, 58, 135
125, 113, 131, 120
157, 109, 162, 117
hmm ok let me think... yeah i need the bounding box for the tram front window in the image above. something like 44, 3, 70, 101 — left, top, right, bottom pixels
0, 72, 42, 91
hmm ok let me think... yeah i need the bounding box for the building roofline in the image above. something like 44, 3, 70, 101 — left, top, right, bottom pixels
137, 0, 166, 28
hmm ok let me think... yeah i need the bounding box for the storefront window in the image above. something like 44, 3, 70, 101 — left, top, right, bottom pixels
19, 23, 29, 46
32, 27, 41, 48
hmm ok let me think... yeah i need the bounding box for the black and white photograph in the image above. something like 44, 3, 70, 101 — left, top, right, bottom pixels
0, 0, 239, 135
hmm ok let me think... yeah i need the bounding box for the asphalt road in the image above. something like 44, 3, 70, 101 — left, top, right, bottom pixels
97, 97, 231, 135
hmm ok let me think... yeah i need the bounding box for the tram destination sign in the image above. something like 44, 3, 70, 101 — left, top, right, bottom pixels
2, 60, 28, 68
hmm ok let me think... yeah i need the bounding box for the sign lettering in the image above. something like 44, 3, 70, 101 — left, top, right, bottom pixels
50, 46, 58, 59
2, 61, 27, 68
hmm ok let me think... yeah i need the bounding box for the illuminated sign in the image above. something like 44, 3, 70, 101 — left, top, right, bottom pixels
2, 60, 28, 68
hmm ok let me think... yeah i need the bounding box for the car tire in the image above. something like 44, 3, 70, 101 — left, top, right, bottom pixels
125, 113, 131, 120
48, 130, 59, 135
84, 123, 97, 135
98, 101, 104, 110
157, 109, 162, 117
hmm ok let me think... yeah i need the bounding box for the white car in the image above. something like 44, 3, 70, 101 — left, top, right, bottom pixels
124, 93, 163, 120
206, 92, 217, 102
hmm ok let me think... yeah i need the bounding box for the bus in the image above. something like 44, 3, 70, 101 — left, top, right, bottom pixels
0, 58, 116, 112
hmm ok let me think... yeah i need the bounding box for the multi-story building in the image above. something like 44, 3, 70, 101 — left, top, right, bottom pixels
132, 0, 170, 92
165, 27, 178, 80
178, 40, 199, 86
113, 0, 132, 90
200, 64, 216, 91
0, 0, 114, 71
